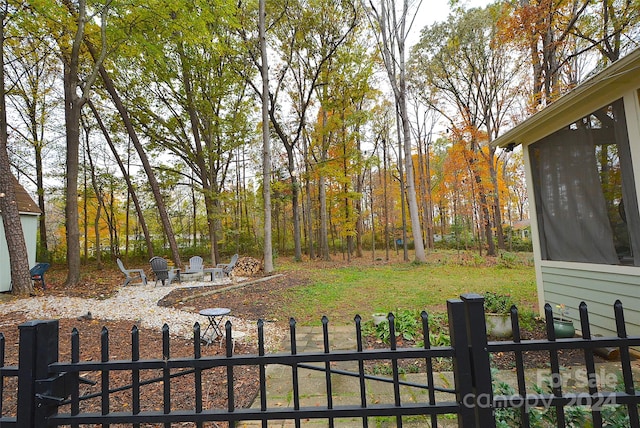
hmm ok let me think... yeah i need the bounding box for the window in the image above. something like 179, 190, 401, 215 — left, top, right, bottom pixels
529, 99, 640, 265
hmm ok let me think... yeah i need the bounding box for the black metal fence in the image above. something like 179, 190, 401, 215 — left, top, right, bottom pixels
1, 293, 639, 427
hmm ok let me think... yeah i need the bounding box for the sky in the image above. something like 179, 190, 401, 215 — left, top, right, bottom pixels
409, 0, 494, 46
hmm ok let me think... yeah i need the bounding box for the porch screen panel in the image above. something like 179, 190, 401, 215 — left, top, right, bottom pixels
612, 99, 640, 266
530, 99, 639, 265
530, 128, 619, 264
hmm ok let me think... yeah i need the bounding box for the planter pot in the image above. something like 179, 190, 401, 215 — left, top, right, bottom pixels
372, 313, 388, 326
553, 318, 575, 338
485, 313, 513, 338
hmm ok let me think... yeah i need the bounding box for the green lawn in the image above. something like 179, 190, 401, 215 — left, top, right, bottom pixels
276, 254, 537, 325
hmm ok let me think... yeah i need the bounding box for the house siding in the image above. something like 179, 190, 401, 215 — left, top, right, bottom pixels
0, 213, 39, 292
541, 263, 640, 337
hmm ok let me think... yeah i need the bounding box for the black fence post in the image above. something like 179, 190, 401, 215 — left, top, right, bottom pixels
461, 293, 496, 428
447, 298, 475, 427
17, 319, 59, 428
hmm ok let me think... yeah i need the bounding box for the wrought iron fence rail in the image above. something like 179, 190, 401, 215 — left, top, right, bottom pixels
57, 367, 197, 405
0, 417, 16, 426
48, 347, 455, 374
49, 402, 461, 425
488, 336, 640, 352
0, 366, 17, 376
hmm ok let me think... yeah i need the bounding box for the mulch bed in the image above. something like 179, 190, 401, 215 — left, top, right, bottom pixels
0, 314, 259, 428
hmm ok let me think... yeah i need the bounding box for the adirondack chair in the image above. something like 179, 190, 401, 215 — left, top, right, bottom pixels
184, 256, 204, 274
149, 256, 180, 286
216, 253, 239, 276
116, 258, 147, 286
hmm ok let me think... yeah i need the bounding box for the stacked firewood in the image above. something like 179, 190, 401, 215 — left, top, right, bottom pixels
230, 256, 263, 277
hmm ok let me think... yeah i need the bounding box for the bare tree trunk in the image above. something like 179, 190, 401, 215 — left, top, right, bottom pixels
90, 180, 102, 267
0, 173, 32, 295
396, 110, 408, 261
489, 154, 506, 250
416, 135, 431, 248
63, 69, 82, 284
207, 206, 218, 263
383, 138, 390, 261
260, 0, 273, 273
84, 125, 102, 269
398, 55, 426, 262
82, 148, 88, 265
467, 148, 495, 256
303, 135, 315, 259
355, 132, 364, 258
426, 143, 434, 248
342, 121, 352, 261
109, 180, 117, 255
319, 110, 330, 260
34, 144, 48, 260
191, 177, 197, 249
290, 168, 302, 261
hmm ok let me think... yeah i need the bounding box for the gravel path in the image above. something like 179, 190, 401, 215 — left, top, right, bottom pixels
0, 280, 283, 350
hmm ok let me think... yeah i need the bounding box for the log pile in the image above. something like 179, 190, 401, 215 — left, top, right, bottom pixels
230, 257, 263, 277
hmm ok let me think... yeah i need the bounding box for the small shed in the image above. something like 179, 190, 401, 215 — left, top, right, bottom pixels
0, 178, 40, 292
492, 49, 640, 337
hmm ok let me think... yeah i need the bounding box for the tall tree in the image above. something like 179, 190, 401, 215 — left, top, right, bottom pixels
411, 4, 523, 255
54, 0, 108, 285
117, 0, 247, 266
312, 33, 375, 260
408, 94, 436, 249
85, 52, 181, 265
0, 2, 31, 294
5, 32, 58, 262
507, 0, 590, 106
367, 0, 426, 262
569, 0, 640, 62
238, 0, 358, 261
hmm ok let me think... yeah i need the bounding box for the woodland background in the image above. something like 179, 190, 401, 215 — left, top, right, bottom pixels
0, 0, 638, 292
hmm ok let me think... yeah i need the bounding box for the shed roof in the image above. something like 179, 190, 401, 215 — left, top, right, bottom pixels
491, 48, 640, 149
0, 176, 41, 215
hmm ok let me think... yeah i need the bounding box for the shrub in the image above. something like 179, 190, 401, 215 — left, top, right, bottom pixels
483, 291, 516, 314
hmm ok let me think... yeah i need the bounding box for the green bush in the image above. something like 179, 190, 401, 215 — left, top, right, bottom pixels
483, 291, 516, 314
